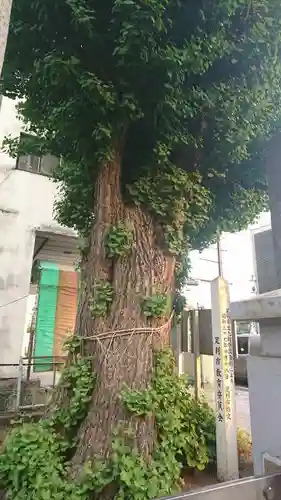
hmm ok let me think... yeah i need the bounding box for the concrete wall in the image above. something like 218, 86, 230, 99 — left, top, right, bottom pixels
248, 354, 281, 474
234, 356, 247, 383
180, 352, 214, 386
253, 229, 276, 294
180, 347, 247, 385
198, 309, 213, 355
176, 309, 247, 382
0, 97, 76, 375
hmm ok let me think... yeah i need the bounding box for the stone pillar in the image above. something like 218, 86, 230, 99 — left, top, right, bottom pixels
266, 132, 281, 288
229, 132, 281, 476
211, 278, 238, 481
247, 319, 281, 475
231, 295, 281, 475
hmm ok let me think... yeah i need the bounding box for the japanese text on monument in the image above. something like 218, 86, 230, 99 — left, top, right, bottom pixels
213, 307, 235, 423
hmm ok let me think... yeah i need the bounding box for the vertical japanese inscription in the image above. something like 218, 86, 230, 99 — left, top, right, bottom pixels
211, 277, 239, 481
214, 334, 224, 422
212, 283, 235, 423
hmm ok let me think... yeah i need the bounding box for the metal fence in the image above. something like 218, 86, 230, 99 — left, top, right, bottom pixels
0, 356, 66, 416
156, 473, 281, 500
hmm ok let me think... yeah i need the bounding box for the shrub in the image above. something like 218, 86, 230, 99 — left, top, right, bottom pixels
0, 345, 216, 500
237, 428, 252, 467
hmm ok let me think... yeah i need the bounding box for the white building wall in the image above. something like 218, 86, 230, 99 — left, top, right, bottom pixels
0, 97, 76, 375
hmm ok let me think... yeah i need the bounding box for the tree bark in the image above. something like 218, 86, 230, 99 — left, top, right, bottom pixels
71, 151, 175, 479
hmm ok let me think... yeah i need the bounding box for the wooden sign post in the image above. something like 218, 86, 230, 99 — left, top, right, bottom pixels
211, 277, 239, 481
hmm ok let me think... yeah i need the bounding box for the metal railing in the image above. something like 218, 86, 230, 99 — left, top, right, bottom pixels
156, 473, 281, 499
0, 356, 66, 416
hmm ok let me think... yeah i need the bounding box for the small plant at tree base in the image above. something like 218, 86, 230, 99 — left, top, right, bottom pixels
105, 223, 133, 258
142, 295, 168, 318
53, 359, 95, 437
237, 428, 252, 468
63, 335, 82, 355
89, 281, 114, 317
110, 349, 216, 498
0, 337, 95, 499
0, 349, 216, 500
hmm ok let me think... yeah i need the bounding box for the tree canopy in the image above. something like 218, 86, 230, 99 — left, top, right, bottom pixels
3, 0, 281, 255
2, 3, 281, 499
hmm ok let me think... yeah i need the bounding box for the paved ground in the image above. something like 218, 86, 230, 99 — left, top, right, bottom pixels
235, 386, 251, 431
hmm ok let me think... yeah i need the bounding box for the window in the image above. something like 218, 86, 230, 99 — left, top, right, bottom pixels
236, 321, 251, 335
16, 134, 59, 176
237, 335, 249, 355
17, 153, 58, 176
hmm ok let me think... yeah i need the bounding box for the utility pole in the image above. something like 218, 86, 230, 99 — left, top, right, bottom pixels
216, 232, 223, 277
0, 0, 13, 77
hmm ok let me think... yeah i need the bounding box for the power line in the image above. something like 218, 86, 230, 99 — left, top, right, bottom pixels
0, 294, 29, 309
0, 279, 80, 309
0, 169, 13, 188
216, 234, 223, 277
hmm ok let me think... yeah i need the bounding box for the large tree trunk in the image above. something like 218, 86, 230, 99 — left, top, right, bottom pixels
71, 152, 175, 479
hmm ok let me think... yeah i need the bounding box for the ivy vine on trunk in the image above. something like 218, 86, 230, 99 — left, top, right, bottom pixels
2, 0, 281, 498
72, 155, 176, 473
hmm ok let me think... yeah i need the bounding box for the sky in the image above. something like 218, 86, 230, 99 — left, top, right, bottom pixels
185, 211, 271, 308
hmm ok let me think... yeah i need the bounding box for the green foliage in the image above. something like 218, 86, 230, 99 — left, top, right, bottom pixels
80, 349, 216, 499
142, 295, 167, 318
53, 359, 95, 439
114, 349, 216, 498
53, 159, 95, 237
89, 281, 114, 317
3, 0, 281, 246
173, 253, 190, 319
0, 421, 68, 500
0, 337, 95, 500
127, 168, 211, 252
105, 223, 133, 258
173, 291, 187, 319
175, 254, 192, 291
63, 335, 82, 354
0, 349, 215, 500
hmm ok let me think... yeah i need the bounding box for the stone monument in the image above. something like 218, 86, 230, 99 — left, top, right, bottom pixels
230, 132, 281, 475
211, 277, 239, 481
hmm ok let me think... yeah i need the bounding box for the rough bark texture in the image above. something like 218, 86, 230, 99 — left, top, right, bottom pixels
71, 152, 175, 480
